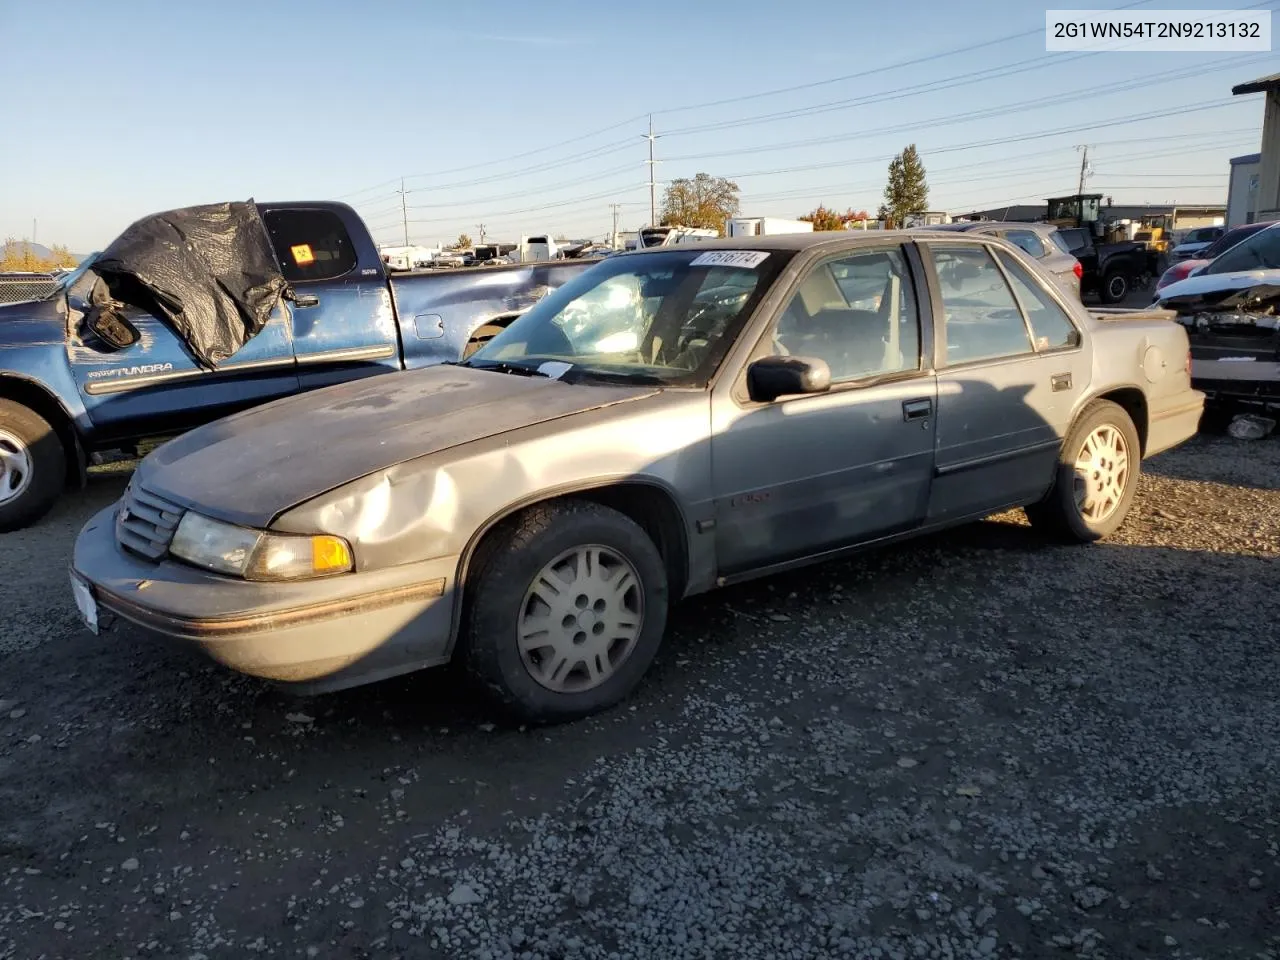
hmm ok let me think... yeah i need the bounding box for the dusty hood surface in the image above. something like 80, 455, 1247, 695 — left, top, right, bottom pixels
136, 365, 657, 528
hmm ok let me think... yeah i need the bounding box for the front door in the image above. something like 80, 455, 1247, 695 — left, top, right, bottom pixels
261, 206, 402, 391
68, 295, 296, 439
920, 240, 1089, 522
710, 243, 938, 576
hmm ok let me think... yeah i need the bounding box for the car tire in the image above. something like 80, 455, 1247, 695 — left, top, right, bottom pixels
1025, 399, 1141, 543
1099, 268, 1129, 303
460, 499, 670, 724
0, 399, 66, 533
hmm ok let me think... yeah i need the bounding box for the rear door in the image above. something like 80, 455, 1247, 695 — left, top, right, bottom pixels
261, 205, 403, 391
918, 239, 1088, 523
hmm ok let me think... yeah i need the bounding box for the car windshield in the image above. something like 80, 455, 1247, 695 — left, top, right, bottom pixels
464, 248, 792, 386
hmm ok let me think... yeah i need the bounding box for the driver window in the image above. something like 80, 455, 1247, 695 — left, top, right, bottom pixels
772, 247, 921, 383
932, 245, 1034, 365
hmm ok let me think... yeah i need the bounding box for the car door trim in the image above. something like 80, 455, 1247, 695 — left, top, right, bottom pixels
83, 356, 298, 395
933, 437, 1061, 477
294, 344, 398, 366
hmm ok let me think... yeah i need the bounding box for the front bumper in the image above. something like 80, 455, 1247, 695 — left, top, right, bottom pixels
71, 504, 460, 693
1191, 358, 1280, 407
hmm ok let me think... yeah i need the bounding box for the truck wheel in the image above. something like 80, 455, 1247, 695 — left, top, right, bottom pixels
460, 499, 669, 724
1099, 269, 1129, 303
0, 399, 66, 533
1025, 400, 1140, 543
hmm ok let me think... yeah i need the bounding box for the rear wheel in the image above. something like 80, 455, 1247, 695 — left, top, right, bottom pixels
0, 399, 66, 532
1025, 400, 1140, 543
1099, 268, 1130, 303
460, 499, 669, 723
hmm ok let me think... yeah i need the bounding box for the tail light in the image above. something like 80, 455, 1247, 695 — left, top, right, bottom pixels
1073, 261, 1083, 280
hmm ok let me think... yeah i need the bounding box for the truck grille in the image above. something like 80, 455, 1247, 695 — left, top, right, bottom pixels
115, 484, 186, 561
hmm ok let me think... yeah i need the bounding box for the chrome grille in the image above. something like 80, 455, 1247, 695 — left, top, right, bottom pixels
115, 484, 186, 561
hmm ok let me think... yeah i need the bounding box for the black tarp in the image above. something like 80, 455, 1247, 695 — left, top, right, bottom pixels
85, 200, 289, 369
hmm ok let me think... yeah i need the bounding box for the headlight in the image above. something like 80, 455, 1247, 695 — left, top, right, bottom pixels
170, 512, 353, 581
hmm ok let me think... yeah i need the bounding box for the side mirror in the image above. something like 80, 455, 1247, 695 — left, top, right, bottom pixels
86, 306, 141, 349
746, 355, 832, 403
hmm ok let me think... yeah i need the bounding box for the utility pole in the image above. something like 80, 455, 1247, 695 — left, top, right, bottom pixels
475, 223, 487, 244
642, 116, 660, 227
609, 203, 622, 249
1075, 145, 1091, 195
395, 178, 410, 247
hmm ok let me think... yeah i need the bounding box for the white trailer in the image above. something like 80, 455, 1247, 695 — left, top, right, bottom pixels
725, 217, 814, 237
379, 244, 440, 271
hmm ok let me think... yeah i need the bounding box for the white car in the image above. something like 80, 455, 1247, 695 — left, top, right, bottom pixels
1169, 226, 1225, 263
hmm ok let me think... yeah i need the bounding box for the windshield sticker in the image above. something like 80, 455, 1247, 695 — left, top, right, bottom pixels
689, 250, 770, 269
536, 360, 574, 380
290, 243, 315, 266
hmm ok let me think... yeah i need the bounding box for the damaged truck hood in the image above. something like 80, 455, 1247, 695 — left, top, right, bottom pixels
136, 365, 658, 528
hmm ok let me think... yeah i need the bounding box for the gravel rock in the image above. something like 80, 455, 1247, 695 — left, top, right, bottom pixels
1, 432, 1278, 959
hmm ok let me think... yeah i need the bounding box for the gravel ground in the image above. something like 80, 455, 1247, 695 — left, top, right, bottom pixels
1, 423, 1278, 960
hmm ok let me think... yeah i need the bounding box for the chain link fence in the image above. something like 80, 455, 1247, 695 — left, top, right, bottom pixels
0, 276, 60, 305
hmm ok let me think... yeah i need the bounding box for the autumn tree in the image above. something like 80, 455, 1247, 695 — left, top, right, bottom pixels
453, 233, 473, 250
659, 172, 740, 233
1, 238, 80, 272
800, 205, 874, 231
47, 244, 78, 268
883, 144, 929, 229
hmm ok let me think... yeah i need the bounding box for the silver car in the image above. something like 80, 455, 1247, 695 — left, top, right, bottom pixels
924, 221, 1083, 297
71, 231, 1202, 723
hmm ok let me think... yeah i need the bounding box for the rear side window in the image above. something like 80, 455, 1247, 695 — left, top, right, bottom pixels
1203, 225, 1280, 275
1005, 230, 1046, 258
1054, 229, 1089, 254
995, 251, 1081, 351
932, 245, 1034, 365
263, 208, 358, 283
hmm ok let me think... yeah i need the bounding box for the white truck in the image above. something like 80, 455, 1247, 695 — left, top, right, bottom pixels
508, 235, 563, 263
725, 217, 814, 238
636, 225, 720, 248
379, 244, 441, 271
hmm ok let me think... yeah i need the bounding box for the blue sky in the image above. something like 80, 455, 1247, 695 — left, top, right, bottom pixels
1, 0, 1273, 252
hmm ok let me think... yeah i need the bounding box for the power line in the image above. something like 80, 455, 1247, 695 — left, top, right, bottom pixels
332, 0, 1164, 201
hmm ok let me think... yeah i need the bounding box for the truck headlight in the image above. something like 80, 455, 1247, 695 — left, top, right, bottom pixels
170, 512, 353, 581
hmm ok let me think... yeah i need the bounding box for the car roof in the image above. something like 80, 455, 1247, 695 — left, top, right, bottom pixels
617, 228, 1020, 256
923, 221, 1059, 233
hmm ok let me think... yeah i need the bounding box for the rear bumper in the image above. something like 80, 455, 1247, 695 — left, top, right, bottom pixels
1146, 392, 1206, 458
71, 504, 460, 693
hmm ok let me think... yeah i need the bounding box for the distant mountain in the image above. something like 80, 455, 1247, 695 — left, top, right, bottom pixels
21, 241, 86, 263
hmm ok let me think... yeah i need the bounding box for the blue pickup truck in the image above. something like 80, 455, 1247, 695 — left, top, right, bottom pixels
0, 200, 596, 531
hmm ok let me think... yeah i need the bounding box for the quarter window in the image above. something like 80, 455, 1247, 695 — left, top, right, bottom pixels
1005, 230, 1046, 258
771, 247, 921, 383
932, 245, 1033, 365
995, 251, 1080, 351
262, 208, 358, 283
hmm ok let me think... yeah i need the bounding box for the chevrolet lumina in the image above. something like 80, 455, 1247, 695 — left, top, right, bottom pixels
70, 231, 1204, 722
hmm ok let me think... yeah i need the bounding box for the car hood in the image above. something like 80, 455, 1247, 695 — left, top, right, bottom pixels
136, 364, 659, 528
1157, 268, 1280, 305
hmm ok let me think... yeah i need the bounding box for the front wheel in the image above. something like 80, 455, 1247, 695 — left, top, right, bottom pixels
460, 499, 670, 723
0, 399, 66, 533
1025, 400, 1141, 543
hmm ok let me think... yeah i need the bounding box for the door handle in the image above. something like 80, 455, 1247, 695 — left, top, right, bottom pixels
1051, 372, 1072, 392
902, 397, 932, 422
290, 292, 320, 308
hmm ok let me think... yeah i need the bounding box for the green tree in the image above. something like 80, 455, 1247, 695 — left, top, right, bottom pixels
882, 144, 928, 229
659, 172, 740, 233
